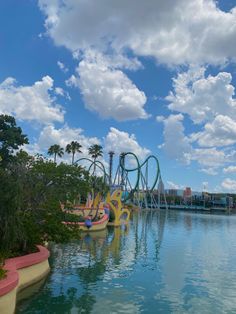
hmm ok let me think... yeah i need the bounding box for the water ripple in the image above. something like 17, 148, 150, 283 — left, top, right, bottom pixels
17, 210, 236, 314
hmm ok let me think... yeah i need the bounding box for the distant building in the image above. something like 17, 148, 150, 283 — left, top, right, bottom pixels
167, 189, 178, 196
183, 187, 192, 199
192, 191, 202, 197
158, 179, 165, 194
176, 189, 184, 197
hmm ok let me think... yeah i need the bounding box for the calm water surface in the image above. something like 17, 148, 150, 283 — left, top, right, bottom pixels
17, 210, 236, 313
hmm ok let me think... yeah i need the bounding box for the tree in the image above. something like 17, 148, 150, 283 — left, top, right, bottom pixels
0, 114, 28, 165
48, 144, 64, 163
88, 144, 104, 193
88, 144, 103, 161
66, 141, 82, 164
0, 154, 90, 256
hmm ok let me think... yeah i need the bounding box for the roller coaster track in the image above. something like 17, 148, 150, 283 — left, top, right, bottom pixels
118, 152, 160, 192
75, 153, 166, 209
113, 153, 162, 207
74, 157, 109, 184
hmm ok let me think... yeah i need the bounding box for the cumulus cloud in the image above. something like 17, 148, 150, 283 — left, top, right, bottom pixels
192, 115, 236, 147
68, 51, 148, 121
38, 0, 236, 66
167, 68, 236, 124
191, 148, 232, 168
223, 166, 236, 174
199, 168, 218, 176
26, 124, 101, 164
221, 178, 236, 192
28, 125, 150, 169
167, 181, 184, 189
161, 114, 192, 164
104, 127, 150, 161
37, 124, 100, 155
158, 113, 236, 169
0, 76, 64, 124
165, 66, 236, 172
55, 87, 71, 100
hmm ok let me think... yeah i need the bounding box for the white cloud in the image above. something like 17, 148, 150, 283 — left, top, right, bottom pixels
37, 124, 100, 156
167, 68, 236, 124
191, 147, 229, 168
166, 67, 236, 172
199, 168, 218, 176
28, 125, 151, 172
69, 51, 148, 121
166, 181, 183, 189
54, 87, 64, 96
104, 127, 150, 161
192, 115, 236, 147
57, 61, 68, 73
26, 124, 103, 165
223, 166, 236, 174
156, 115, 165, 122
25, 125, 112, 175
39, 0, 236, 66
161, 114, 192, 164
65, 75, 77, 88
0, 76, 64, 124
158, 113, 236, 169
55, 87, 71, 100
221, 178, 236, 192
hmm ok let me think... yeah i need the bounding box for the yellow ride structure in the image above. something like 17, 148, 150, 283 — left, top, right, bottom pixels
62, 189, 130, 231
105, 190, 130, 227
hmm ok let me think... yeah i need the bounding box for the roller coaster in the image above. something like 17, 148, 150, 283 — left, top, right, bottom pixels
75, 152, 167, 209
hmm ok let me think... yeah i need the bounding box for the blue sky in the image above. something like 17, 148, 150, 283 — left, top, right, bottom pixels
1, 0, 236, 192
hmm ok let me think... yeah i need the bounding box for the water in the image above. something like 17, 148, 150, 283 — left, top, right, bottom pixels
17, 210, 236, 313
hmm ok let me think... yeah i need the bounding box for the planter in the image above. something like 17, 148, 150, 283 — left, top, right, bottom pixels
0, 245, 50, 314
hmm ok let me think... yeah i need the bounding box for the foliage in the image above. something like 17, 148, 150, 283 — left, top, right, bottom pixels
88, 144, 103, 160
63, 212, 85, 222
48, 144, 64, 162
66, 141, 82, 164
0, 115, 110, 262
89, 175, 109, 197
0, 268, 7, 280
0, 114, 28, 165
0, 152, 90, 258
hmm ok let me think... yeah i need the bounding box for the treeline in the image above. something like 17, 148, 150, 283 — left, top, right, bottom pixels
0, 114, 107, 266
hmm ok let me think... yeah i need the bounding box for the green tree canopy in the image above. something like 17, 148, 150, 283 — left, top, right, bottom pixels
88, 144, 103, 161
0, 114, 28, 165
66, 141, 82, 164
0, 154, 90, 255
48, 144, 64, 162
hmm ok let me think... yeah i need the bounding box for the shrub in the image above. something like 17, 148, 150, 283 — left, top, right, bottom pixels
0, 268, 7, 280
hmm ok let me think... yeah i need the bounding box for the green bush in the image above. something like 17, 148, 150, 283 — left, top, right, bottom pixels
0, 268, 7, 280
63, 212, 85, 222
0, 115, 109, 260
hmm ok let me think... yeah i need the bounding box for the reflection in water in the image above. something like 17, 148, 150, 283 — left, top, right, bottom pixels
17, 210, 236, 314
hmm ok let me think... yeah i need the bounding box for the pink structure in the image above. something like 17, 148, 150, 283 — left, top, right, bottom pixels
0, 245, 50, 297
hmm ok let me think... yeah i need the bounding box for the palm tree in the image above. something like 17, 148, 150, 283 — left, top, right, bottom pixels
88, 144, 103, 180
88, 144, 103, 161
47, 144, 64, 163
66, 141, 82, 164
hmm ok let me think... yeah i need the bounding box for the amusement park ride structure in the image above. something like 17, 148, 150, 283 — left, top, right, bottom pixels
75, 152, 167, 209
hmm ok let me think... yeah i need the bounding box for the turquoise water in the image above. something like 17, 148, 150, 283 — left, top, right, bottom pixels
17, 210, 236, 313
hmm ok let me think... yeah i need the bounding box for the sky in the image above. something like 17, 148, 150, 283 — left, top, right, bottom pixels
0, 0, 236, 192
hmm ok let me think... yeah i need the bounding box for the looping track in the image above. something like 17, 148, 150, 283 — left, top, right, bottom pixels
75, 153, 164, 208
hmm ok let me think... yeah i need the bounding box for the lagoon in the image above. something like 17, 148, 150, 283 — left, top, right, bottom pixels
17, 210, 236, 313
